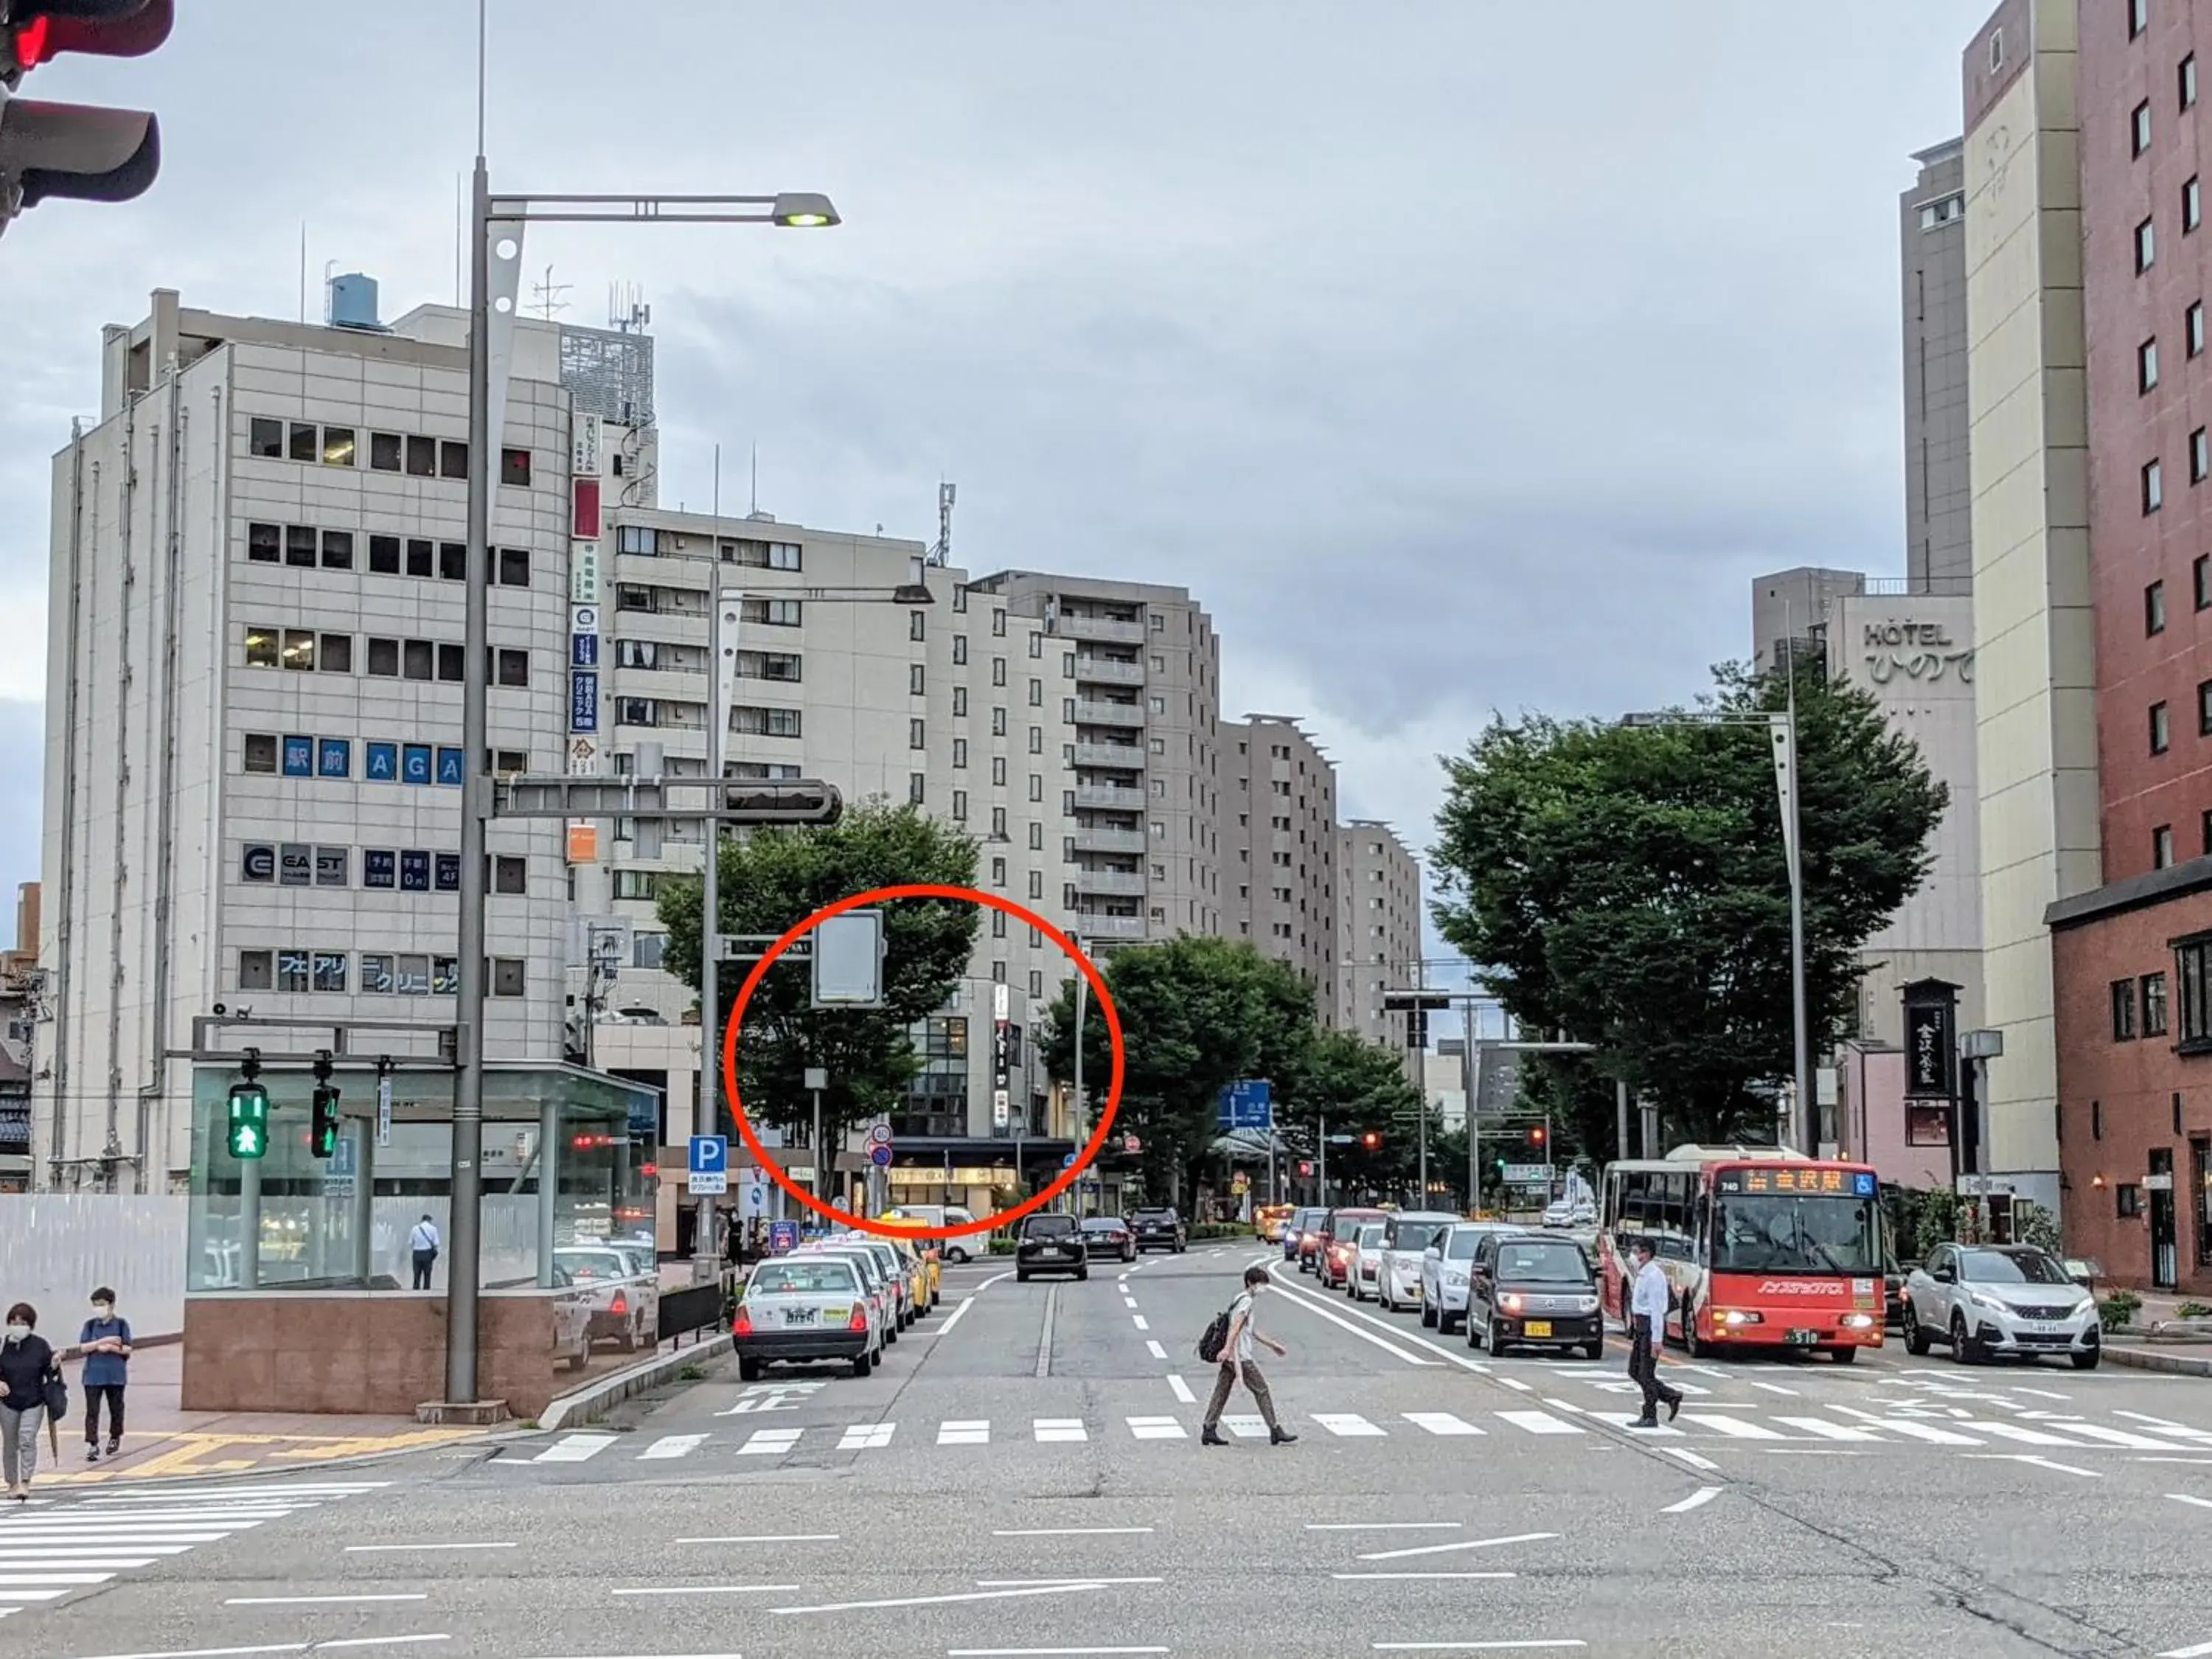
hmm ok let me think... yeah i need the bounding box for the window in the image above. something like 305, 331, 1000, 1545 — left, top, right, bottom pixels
491, 648, 529, 688
1029, 726, 1043, 754
909, 609, 926, 642
1148, 695, 1166, 714
992, 707, 1007, 737
2143, 338, 2161, 391
2195, 303, 2208, 358
490, 748, 526, 776
288, 422, 316, 462
612, 871, 660, 901
952, 789, 967, 821
2199, 555, 2212, 610
908, 772, 926, 806
2191, 177, 2205, 233
320, 529, 353, 571
285, 524, 316, 567
910, 718, 927, 750
500, 447, 531, 487
399, 639, 431, 681
1918, 193, 1964, 229
237, 949, 273, 990
436, 540, 464, 582
406, 434, 436, 477
369, 431, 403, 472
2116, 979, 2140, 1040
2140, 216, 2158, 273
952, 687, 968, 717
992, 658, 1007, 687
2185, 52, 2199, 110
369, 534, 400, 574
432, 439, 465, 480
2146, 459, 2166, 512
733, 706, 803, 738
1029, 773, 1043, 801
2137, 100, 2155, 156
2182, 936, 2212, 1046
990, 857, 1007, 888
1028, 678, 1043, 706
2157, 824, 2178, 867
2152, 580, 2169, 636
493, 959, 526, 998
246, 522, 280, 562
2132, 0, 2149, 39
2195, 430, 2208, 482
2153, 700, 2171, 753
992, 806, 1008, 838
910, 663, 926, 696
497, 546, 531, 587
742, 597, 801, 627
1989, 27, 2004, 70
2146, 972, 2171, 1036
243, 733, 278, 773
276, 948, 312, 992
280, 628, 316, 672
248, 417, 283, 458
404, 539, 433, 577
2119, 1183, 2144, 1219
491, 855, 526, 894
1029, 822, 1043, 850
992, 608, 1006, 638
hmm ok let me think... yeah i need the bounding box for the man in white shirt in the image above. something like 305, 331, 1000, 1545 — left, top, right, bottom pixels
409, 1215, 441, 1290
1627, 1239, 1682, 1427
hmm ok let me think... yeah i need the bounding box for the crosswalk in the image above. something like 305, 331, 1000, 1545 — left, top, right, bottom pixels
0, 1481, 385, 1618
521, 1402, 2212, 1465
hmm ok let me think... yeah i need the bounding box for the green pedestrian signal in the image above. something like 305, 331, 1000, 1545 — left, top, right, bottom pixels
310, 1082, 341, 1160
226, 1079, 270, 1161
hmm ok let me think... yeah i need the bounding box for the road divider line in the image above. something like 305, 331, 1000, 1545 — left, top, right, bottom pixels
1661, 1448, 1721, 1472
1035, 1286, 1060, 1380
2168, 1493, 2212, 1509
1145, 1340, 1167, 1360
1166, 1374, 1197, 1405
1357, 1531, 1558, 1563
1131, 1315, 1150, 1331
1661, 1486, 1723, 1514
2157, 1644, 2212, 1658
773, 1579, 1158, 1616
947, 1649, 1170, 1657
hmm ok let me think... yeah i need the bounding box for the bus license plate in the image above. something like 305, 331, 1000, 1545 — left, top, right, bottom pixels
1785, 1328, 1818, 1346
1525, 1321, 1553, 1338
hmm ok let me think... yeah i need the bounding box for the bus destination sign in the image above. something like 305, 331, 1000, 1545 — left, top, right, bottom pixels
1715, 1167, 1877, 1198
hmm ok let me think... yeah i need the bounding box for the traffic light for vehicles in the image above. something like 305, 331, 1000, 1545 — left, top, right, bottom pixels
1360, 1131, 1381, 1152
1528, 1125, 1547, 1148
308, 1051, 339, 1160
226, 1048, 269, 1162
0, 0, 169, 234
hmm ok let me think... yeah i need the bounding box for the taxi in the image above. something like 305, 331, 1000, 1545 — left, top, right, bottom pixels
1254, 1203, 1295, 1243
886, 1234, 939, 1311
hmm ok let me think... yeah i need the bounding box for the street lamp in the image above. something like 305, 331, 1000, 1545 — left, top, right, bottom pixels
442, 149, 842, 1410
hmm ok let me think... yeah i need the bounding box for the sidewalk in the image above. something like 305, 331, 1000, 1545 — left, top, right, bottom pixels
2101, 1288, 2212, 1377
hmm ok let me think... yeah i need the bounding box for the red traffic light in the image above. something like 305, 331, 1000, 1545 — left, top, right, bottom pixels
1297, 1161, 1313, 1178
8, 0, 173, 69
1528, 1126, 1547, 1147
1360, 1131, 1381, 1151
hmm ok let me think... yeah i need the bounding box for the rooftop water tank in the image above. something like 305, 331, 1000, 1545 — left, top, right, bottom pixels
328, 273, 381, 332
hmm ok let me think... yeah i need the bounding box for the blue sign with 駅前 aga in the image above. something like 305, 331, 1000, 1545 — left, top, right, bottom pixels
570, 669, 599, 733
1217, 1079, 1273, 1131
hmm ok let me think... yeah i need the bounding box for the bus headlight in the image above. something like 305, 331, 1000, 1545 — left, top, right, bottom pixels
1717, 1309, 1764, 1326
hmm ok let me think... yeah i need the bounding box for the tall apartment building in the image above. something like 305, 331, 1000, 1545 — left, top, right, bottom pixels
1336, 821, 1423, 1062
2048, 0, 2212, 1294
36, 286, 578, 1191
1904, 137, 1975, 594
970, 573, 1224, 945
1961, 0, 2092, 1224
1218, 715, 1338, 1015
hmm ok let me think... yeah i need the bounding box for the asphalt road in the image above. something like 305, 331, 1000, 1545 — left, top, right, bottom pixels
7, 1242, 2212, 1658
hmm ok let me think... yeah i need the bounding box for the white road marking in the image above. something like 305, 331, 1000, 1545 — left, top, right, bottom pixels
1678, 1413, 1784, 1441
1332, 1571, 1514, 1580
1402, 1412, 1484, 1436
1749, 1381, 1801, 1396
1126, 1416, 1186, 1440
2051, 1423, 2185, 1450
639, 1435, 708, 1460
1220, 1415, 1270, 1439
947, 1649, 1171, 1656
346, 1543, 515, 1553
2155, 1642, 2212, 1658
1963, 1454, 2099, 1478
1663, 1486, 1723, 1514
1131, 1315, 1150, 1331
837, 1423, 896, 1451
1662, 1448, 1721, 1472
1166, 1375, 1197, 1405
2169, 1494, 2212, 1510
533, 1434, 616, 1463
1962, 1421, 2083, 1447
1314, 1413, 1387, 1438
1034, 1419, 1088, 1442
68, 1644, 447, 1659
1356, 1531, 1558, 1563
1371, 1644, 1587, 1652
936, 1296, 979, 1337
1773, 1418, 1882, 1444
1263, 1276, 1464, 1368
1498, 1376, 1534, 1392
1496, 1411, 1581, 1436
772, 1579, 1158, 1615
737, 1428, 803, 1455
1848, 1419, 1980, 1447
939, 1421, 990, 1445
1144, 1340, 1167, 1360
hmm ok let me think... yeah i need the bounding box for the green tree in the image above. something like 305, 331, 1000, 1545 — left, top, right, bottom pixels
1041, 936, 1314, 1203
657, 801, 981, 1141
1279, 1028, 1425, 1197
1431, 661, 1947, 1144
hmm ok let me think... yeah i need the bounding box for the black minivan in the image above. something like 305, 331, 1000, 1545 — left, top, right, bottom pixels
1467, 1231, 1604, 1360
1015, 1212, 1090, 1282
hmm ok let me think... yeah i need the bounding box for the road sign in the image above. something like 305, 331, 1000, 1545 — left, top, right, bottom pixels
869, 1143, 894, 1169
739, 1169, 770, 1218
768, 1220, 799, 1255
689, 1135, 728, 1196
1501, 1163, 1549, 1186
1327, 1133, 1356, 1145
1121, 1135, 1141, 1155
1062, 1152, 1078, 1170
375, 1071, 393, 1149
867, 1122, 893, 1147
1217, 1079, 1273, 1131
1231, 1173, 1249, 1195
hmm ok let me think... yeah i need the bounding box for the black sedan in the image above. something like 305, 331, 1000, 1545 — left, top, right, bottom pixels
1132, 1206, 1187, 1253
1015, 1213, 1091, 1281
1081, 1217, 1138, 1261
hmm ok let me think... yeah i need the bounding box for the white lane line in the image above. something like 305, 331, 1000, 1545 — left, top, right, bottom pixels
1307, 1523, 1461, 1531
1964, 1421, 2087, 1447
2170, 1494, 2212, 1509
1034, 1419, 1088, 1442
772, 1580, 1156, 1615
2155, 1642, 2212, 1658
2119, 1412, 2212, 1443
836, 1423, 895, 1451
610, 1585, 802, 1597
1773, 1418, 1882, 1444
1496, 1411, 1581, 1436
1166, 1374, 1197, 1405
1848, 1419, 1980, 1447
347, 1543, 516, 1554
1357, 1531, 1559, 1563
1313, 1413, 1386, 1438
737, 1428, 803, 1455
1127, 1416, 1186, 1440
639, 1435, 708, 1460
992, 1528, 1155, 1537
1963, 1454, 2099, 1478
1661, 1448, 1721, 1472
0, 1556, 168, 1568
939, 1421, 991, 1446
532, 1434, 616, 1463
936, 1296, 979, 1337
2051, 1423, 2184, 1450
1498, 1376, 1534, 1393
311, 1643, 449, 1654
1402, 1413, 1484, 1436
675, 1534, 840, 1545
1145, 1340, 1167, 1360
1220, 1414, 1270, 1439
1749, 1381, 1800, 1396
1131, 1315, 1150, 1331
1262, 1276, 1455, 1368
224, 1596, 429, 1607
1662, 1486, 1724, 1514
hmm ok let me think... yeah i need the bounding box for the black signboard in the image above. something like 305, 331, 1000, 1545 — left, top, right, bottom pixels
400, 849, 431, 892
1903, 983, 1958, 1100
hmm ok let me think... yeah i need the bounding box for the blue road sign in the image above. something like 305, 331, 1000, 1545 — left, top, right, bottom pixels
689, 1134, 728, 1195
1061, 1152, 1078, 1170
1217, 1079, 1273, 1131
869, 1143, 894, 1169
768, 1220, 800, 1255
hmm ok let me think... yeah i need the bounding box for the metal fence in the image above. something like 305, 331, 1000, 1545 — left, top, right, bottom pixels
657, 1277, 730, 1345
0, 1196, 189, 1337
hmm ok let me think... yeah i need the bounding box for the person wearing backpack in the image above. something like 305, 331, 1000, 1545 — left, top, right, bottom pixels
80, 1287, 132, 1463
1200, 1265, 1295, 1447
0, 1302, 58, 1500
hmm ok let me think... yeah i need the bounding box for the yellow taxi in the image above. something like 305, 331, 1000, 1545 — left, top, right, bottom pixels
884, 1231, 940, 1311
1254, 1203, 1295, 1243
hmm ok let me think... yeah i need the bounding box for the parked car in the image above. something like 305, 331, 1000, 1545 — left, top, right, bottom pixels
1015, 1213, 1090, 1281
1254, 1203, 1296, 1243
1901, 1242, 2101, 1369
839, 1237, 919, 1332
1467, 1231, 1604, 1360
1376, 1211, 1458, 1312
1421, 1222, 1516, 1335
732, 1253, 883, 1379
1284, 1207, 1325, 1265
546, 1264, 594, 1372
793, 1242, 902, 1343
1131, 1206, 1187, 1253
549, 1245, 660, 1352
878, 1205, 982, 1264
1317, 1206, 1388, 1290
1346, 1221, 1388, 1301
1082, 1217, 1137, 1261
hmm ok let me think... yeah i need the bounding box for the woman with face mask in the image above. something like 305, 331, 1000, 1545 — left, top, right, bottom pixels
0, 1303, 56, 1500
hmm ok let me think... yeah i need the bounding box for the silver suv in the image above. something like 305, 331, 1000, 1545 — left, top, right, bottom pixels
1901, 1242, 2101, 1369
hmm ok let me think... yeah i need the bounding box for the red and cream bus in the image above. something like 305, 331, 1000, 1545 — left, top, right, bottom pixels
1597, 1145, 1885, 1363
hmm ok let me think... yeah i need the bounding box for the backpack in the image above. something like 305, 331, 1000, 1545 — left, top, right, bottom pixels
1197, 1301, 1235, 1364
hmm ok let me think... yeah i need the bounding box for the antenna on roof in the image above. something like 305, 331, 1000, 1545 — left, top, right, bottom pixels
928, 480, 956, 566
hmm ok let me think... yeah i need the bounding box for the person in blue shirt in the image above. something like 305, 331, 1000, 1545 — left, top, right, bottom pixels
79, 1287, 131, 1463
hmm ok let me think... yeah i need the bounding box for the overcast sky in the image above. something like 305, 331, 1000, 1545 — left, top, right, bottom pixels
0, 0, 1993, 972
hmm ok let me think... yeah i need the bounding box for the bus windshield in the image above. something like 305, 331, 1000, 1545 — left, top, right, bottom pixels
1710, 1192, 1882, 1276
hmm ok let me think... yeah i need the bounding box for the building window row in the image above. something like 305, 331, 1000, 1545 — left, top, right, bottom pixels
246, 416, 533, 487
241, 624, 530, 686
246, 521, 531, 587
2112, 972, 2170, 1040
241, 842, 527, 895
237, 947, 526, 998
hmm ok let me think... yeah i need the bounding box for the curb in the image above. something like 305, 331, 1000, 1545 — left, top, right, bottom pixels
2101, 1343, 2212, 1377
538, 1334, 734, 1433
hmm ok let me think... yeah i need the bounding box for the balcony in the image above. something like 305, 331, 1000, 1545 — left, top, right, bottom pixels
1072, 912, 1147, 939
606, 666, 704, 706
1074, 700, 1145, 728
1074, 826, 1148, 855
1074, 784, 1145, 811
612, 608, 708, 648
1056, 613, 1146, 644
1072, 869, 1147, 897
1073, 742, 1144, 770
1072, 655, 1144, 686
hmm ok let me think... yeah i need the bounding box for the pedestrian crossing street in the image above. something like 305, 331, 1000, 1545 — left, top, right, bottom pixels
0, 1481, 386, 1619
524, 1397, 2212, 1464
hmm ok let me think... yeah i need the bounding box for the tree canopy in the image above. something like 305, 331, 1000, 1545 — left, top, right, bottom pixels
1430, 662, 1947, 1146
656, 801, 981, 1140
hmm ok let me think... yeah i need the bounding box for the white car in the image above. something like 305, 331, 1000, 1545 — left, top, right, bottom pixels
1346, 1221, 1388, 1301
1420, 1222, 1514, 1335
1377, 1211, 1458, 1312
1901, 1242, 2101, 1369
